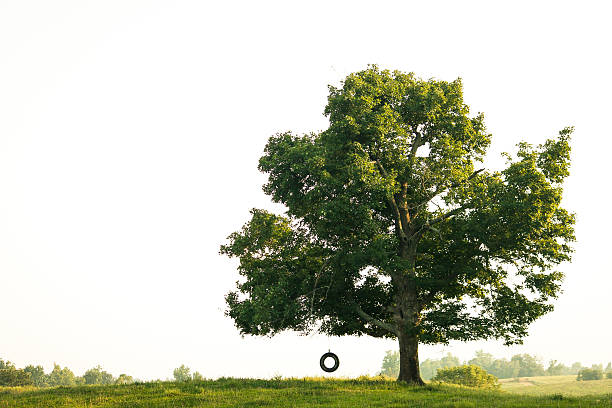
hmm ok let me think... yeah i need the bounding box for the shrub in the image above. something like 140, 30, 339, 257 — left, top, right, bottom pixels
432, 365, 499, 389
576, 368, 603, 381
606, 372, 612, 379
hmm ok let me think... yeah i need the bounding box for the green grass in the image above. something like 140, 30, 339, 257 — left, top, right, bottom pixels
501, 375, 612, 396
1, 377, 611, 407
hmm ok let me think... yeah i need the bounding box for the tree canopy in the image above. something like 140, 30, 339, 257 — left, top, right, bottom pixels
220, 66, 574, 383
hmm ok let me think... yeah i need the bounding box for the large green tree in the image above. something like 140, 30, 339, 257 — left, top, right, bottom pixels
83, 365, 115, 385
220, 67, 574, 384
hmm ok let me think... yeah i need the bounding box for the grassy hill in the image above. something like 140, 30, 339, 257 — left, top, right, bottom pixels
501, 375, 612, 396
1, 377, 612, 407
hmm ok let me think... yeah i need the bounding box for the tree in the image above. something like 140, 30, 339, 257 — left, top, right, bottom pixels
220, 66, 575, 384
379, 350, 400, 378
546, 360, 569, 376
511, 354, 545, 377
489, 358, 519, 379
83, 365, 115, 385
420, 353, 461, 380
115, 374, 134, 385
47, 364, 76, 387
469, 351, 495, 373
23, 365, 48, 387
0, 360, 33, 387
0, 359, 9, 370
570, 362, 584, 374
173, 365, 191, 382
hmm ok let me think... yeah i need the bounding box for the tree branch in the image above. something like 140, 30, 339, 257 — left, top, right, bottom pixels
408, 131, 423, 166
376, 160, 407, 240
411, 168, 484, 210
428, 204, 469, 226
353, 303, 399, 336
413, 201, 472, 240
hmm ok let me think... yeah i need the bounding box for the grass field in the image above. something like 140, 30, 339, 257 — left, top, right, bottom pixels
501, 375, 612, 397
1, 377, 612, 408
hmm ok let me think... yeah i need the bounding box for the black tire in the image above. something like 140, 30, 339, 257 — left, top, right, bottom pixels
319, 352, 340, 373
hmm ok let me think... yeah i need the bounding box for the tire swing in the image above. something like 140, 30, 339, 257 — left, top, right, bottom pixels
312, 263, 339, 373
319, 351, 340, 373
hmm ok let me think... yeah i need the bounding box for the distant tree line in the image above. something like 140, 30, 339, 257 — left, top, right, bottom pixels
0, 358, 135, 387
379, 350, 612, 381
0, 357, 207, 388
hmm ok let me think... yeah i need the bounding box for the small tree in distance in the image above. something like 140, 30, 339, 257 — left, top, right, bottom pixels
221, 66, 575, 384
23, 365, 47, 387
115, 374, 134, 385
379, 351, 400, 378
173, 365, 191, 382
0, 360, 33, 387
421, 353, 461, 380
47, 364, 76, 387
83, 365, 114, 385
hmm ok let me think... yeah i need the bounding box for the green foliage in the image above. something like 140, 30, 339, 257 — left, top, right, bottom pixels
22, 365, 47, 387
47, 364, 76, 387
433, 365, 500, 389
173, 365, 191, 382
192, 371, 205, 381
379, 349, 563, 380
115, 374, 134, 385
467, 352, 546, 379
570, 362, 584, 375
577, 368, 603, 381
469, 351, 519, 379
83, 365, 114, 385
420, 353, 461, 380
220, 65, 575, 372
379, 351, 400, 378
606, 372, 612, 379
511, 354, 546, 377
546, 360, 570, 376
0, 360, 32, 387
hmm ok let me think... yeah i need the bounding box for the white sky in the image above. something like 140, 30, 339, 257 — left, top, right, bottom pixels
1, 1, 611, 380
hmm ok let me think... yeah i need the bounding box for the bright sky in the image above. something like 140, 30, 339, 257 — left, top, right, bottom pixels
1, 1, 611, 381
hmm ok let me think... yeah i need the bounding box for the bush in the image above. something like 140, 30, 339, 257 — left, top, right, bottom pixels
606, 372, 612, 379
576, 368, 603, 381
432, 365, 499, 389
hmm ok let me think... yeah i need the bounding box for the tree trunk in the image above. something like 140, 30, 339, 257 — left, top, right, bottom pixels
397, 331, 425, 385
